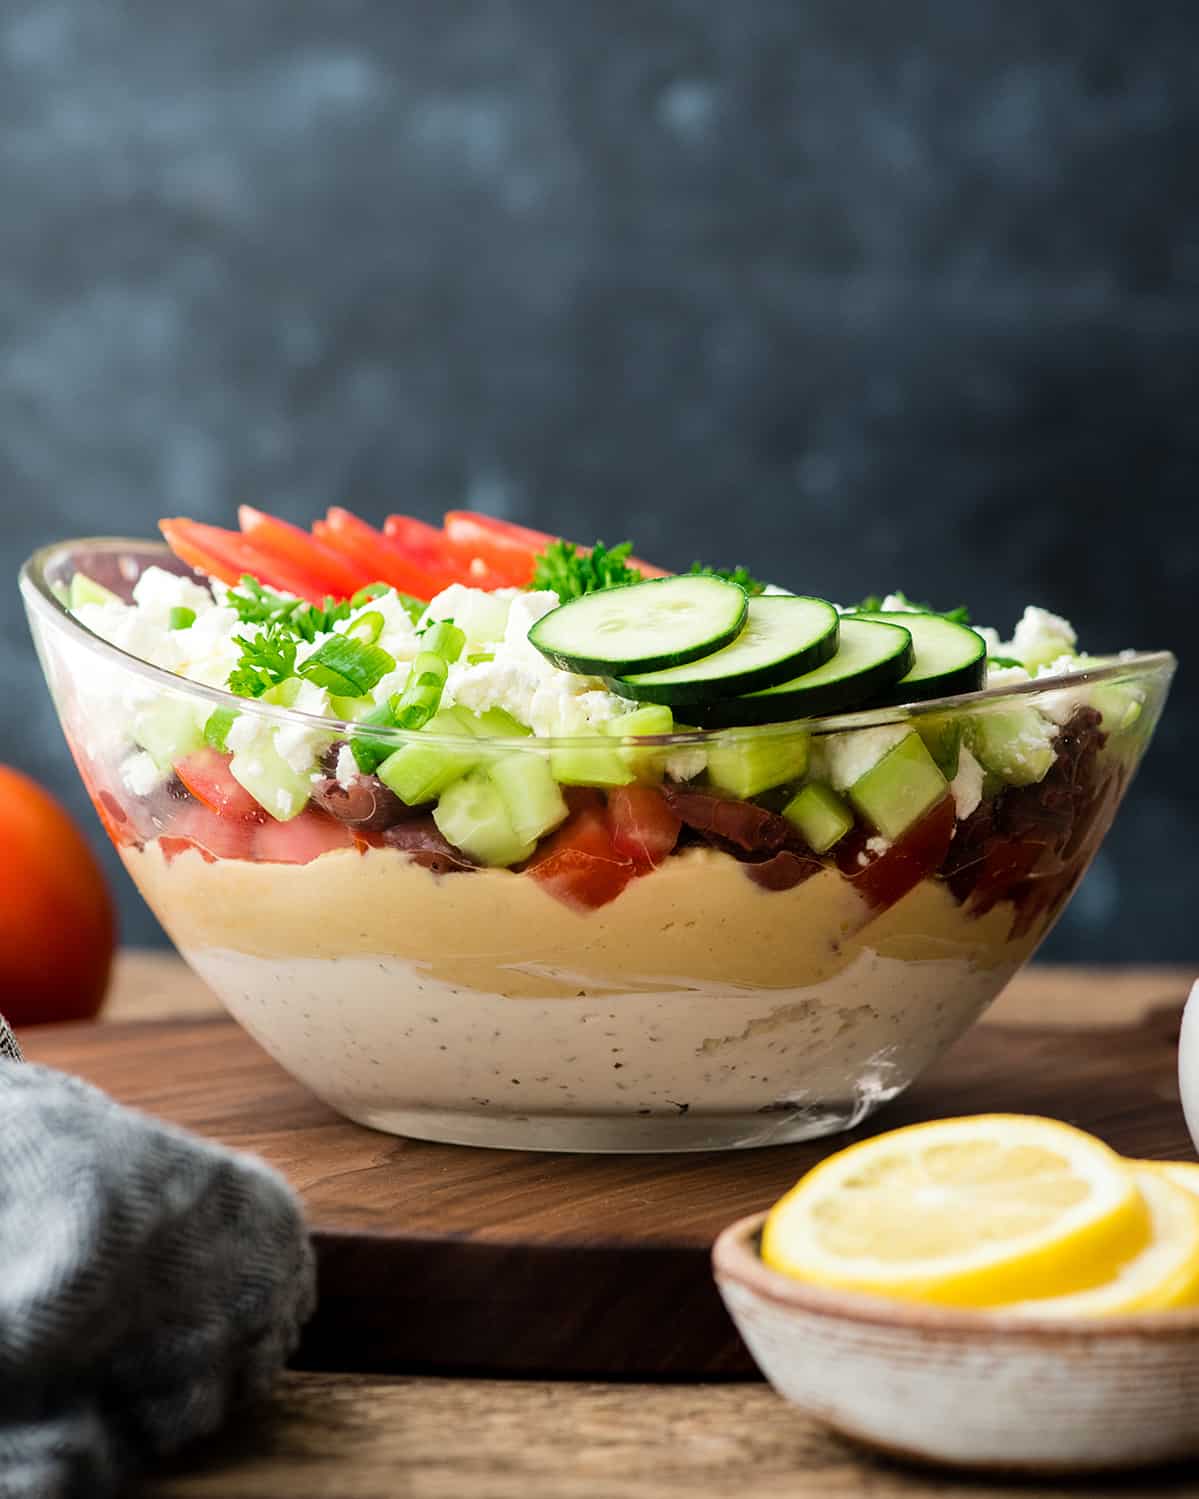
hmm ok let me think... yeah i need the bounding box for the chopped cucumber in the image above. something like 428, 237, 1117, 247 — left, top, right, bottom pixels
603, 704, 675, 781
490, 752, 569, 844
69, 572, 121, 609
784, 782, 854, 853
529, 575, 748, 676
689, 618, 914, 728
230, 738, 313, 822
262, 678, 303, 709
433, 773, 536, 867
470, 707, 532, 738
132, 698, 205, 772
706, 732, 809, 799
550, 736, 634, 788
376, 708, 482, 805
915, 712, 963, 779
968, 710, 1057, 787
852, 612, 986, 705
611, 596, 839, 705
204, 707, 239, 753
848, 732, 948, 841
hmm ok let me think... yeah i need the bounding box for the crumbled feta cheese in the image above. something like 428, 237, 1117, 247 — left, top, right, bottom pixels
821, 725, 910, 791
1002, 606, 1078, 672
949, 746, 984, 821
274, 679, 332, 773
880, 594, 919, 613
665, 746, 707, 782
131, 566, 214, 623
865, 835, 891, 856
419, 584, 516, 647
985, 663, 1032, 689
122, 750, 164, 797
335, 744, 358, 789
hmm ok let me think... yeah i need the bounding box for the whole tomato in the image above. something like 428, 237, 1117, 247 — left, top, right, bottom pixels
0, 766, 115, 1026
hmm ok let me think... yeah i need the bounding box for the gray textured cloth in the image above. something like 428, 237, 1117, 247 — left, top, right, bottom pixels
0, 1023, 315, 1499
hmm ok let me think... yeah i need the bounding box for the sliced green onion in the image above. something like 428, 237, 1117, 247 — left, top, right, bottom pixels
394, 653, 449, 731
204, 707, 238, 752
345, 610, 385, 645
467, 651, 495, 666
420, 619, 466, 664
169, 606, 197, 631
396, 592, 427, 624
350, 582, 392, 609
298, 636, 395, 696
350, 695, 402, 774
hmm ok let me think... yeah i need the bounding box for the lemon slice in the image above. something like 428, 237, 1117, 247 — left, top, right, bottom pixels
761, 1114, 1149, 1307
1003, 1168, 1199, 1315
1147, 1160, 1199, 1201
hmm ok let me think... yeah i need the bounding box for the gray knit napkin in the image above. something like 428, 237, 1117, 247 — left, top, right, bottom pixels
0, 1015, 315, 1499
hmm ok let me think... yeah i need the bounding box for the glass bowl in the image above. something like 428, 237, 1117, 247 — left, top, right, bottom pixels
21, 539, 1176, 1152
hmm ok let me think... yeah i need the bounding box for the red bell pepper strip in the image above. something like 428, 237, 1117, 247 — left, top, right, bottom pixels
316, 509, 446, 600
160, 519, 332, 604
237, 505, 368, 599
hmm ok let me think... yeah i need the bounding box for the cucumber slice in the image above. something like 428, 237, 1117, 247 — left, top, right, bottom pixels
784, 782, 854, 853
490, 753, 569, 844
528, 576, 748, 677
610, 596, 839, 705
848, 732, 948, 841
376, 708, 481, 805
688, 618, 914, 728
852, 612, 986, 705
706, 732, 809, 799
433, 773, 536, 867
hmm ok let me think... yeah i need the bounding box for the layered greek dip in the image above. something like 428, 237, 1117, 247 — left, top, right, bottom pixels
51, 508, 1152, 1147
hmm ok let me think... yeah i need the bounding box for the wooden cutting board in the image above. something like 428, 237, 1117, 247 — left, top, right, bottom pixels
23, 995, 1193, 1378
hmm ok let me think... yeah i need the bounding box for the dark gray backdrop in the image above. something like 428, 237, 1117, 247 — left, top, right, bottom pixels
1, 1, 1195, 957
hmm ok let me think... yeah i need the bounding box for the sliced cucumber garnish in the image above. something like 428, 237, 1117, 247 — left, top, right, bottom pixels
609, 596, 839, 705
528, 575, 748, 677
687, 618, 914, 728
853, 611, 986, 705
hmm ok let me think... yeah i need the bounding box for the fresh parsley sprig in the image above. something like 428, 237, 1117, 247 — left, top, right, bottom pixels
228, 622, 299, 698
848, 591, 971, 625
687, 562, 768, 596
530, 539, 643, 599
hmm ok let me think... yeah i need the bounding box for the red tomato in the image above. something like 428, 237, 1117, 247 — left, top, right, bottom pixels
0, 766, 115, 1025
525, 806, 634, 911
160, 803, 259, 864
606, 785, 681, 872
160, 518, 332, 604
174, 749, 263, 821
253, 810, 357, 864
238, 505, 366, 599
837, 796, 957, 912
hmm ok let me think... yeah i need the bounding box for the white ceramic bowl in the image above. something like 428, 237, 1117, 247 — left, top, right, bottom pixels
1177, 980, 1199, 1156
713, 1212, 1199, 1473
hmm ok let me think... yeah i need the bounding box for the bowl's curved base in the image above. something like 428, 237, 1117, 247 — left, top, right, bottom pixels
337, 1093, 904, 1153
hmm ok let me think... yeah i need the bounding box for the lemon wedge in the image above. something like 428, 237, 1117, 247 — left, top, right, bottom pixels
761, 1114, 1149, 1307
1003, 1168, 1199, 1315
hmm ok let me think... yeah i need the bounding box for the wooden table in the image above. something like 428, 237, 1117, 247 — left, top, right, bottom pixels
90, 956, 1199, 1497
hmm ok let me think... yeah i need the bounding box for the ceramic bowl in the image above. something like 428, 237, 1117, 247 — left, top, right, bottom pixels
713, 1212, 1199, 1473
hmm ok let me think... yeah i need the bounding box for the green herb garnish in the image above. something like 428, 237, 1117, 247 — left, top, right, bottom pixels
203, 707, 238, 751
988, 654, 1023, 670
530, 539, 643, 599
848, 591, 971, 625
226, 575, 384, 642
687, 562, 768, 595
297, 636, 396, 697
228, 623, 299, 698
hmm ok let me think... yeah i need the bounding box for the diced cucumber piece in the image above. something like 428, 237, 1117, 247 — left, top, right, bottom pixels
706, 732, 809, 799
611, 596, 839, 704
851, 612, 986, 705
469, 707, 532, 738
69, 572, 121, 610
490, 752, 569, 844
132, 698, 205, 772
550, 736, 634, 787
848, 732, 948, 841
262, 678, 303, 709
376, 709, 482, 805
1090, 681, 1144, 733
329, 693, 375, 722
603, 704, 675, 780
915, 713, 963, 780
230, 738, 313, 822
969, 710, 1058, 787
421, 585, 511, 647
433, 772, 536, 867
784, 782, 854, 853
529, 575, 748, 676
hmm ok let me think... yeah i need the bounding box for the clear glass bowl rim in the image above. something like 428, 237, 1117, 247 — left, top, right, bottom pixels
20, 537, 1179, 752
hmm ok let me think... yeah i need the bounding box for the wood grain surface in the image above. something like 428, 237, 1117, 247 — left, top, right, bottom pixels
23, 966, 1197, 1379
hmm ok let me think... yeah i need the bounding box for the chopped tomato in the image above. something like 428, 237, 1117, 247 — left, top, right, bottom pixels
316, 509, 447, 600
254, 810, 357, 864
175, 749, 264, 821
444, 510, 672, 581
160, 518, 332, 605
525, 806, 634, 910
237, 506, 367, 599
837, 796, 957, 912
606, 785, 681, 872
160, 803, 259, 863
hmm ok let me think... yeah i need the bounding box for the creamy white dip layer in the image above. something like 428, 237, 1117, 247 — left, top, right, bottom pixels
123, 843, 1043, 1142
